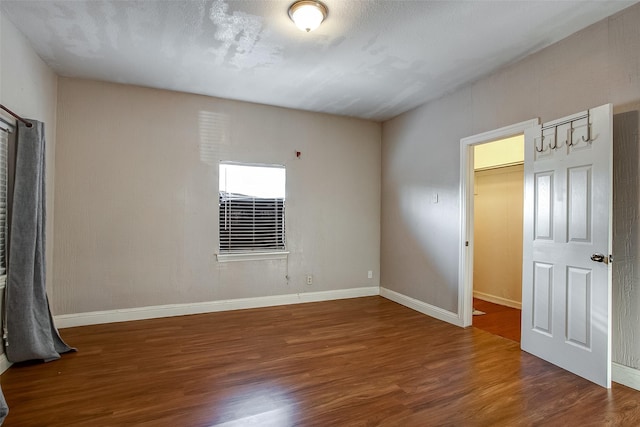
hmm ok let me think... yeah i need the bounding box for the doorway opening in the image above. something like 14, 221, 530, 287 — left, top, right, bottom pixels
471, 136, 523, 342
458, 118, 539, 333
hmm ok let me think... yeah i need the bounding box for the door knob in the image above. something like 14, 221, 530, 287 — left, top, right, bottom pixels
591, 253, 606, 263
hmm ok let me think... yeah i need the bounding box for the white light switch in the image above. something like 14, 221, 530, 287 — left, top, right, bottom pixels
432, 193, 439, 204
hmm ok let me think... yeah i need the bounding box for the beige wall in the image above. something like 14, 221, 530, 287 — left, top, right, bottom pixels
381, 3, 640, 369
0, 13, 58, 300
53, 78, 381, 314
473, 165, 523, 308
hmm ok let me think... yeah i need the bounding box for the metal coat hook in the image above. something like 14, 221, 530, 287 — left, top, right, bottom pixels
535, 136, 544, 153
549, 127, 559, 150
568, 122, 576, 147
581, 123, 592, 143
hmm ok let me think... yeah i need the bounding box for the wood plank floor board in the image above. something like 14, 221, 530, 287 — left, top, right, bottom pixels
1, 296, 639, 426
472, 298, 522, 342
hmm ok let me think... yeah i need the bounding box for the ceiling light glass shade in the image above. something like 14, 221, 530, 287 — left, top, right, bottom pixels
288, 1, 328, 32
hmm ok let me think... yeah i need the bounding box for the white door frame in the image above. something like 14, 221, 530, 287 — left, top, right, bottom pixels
458, 119, 539, 327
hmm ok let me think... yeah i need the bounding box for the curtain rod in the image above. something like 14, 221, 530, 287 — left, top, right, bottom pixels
0, 104, 33, 128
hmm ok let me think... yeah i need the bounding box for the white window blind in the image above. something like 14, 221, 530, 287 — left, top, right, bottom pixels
219, 163, 286, 253
0, 125, 8, 276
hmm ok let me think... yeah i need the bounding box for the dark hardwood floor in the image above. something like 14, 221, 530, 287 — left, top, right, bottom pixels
1, 296, 639, 426
472, 298, 522, 343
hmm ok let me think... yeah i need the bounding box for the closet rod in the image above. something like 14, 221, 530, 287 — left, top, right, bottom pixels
0, 104, 32, 128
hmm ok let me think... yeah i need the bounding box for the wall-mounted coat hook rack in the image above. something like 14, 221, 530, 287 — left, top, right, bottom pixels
541, 110, 591, 150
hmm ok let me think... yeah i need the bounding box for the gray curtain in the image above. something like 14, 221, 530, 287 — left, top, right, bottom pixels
5, 120, 73, 363
0, 386, 6, 425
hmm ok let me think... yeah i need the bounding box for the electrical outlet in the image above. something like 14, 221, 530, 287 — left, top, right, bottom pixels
368, 270, 373, 279
306, 275, 313, 285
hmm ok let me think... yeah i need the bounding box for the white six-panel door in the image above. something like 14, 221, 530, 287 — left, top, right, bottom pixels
521, 104, 612, 388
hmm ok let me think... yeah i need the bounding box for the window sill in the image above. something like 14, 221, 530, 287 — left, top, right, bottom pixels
216, 251, 289, 263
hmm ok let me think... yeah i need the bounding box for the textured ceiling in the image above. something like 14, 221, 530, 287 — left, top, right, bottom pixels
1, 0, 637, 121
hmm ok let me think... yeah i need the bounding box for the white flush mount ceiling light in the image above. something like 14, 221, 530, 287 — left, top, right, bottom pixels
288, 1, 328, 32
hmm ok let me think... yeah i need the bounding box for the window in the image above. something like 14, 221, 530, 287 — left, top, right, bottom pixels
219, 163, 286, 254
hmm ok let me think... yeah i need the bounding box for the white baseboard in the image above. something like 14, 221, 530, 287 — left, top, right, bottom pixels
380, 287, 463, 327
54, 287, 380, 329
0, 353, 11, 374
612, 362, 640, 391
473, 291, 522, 309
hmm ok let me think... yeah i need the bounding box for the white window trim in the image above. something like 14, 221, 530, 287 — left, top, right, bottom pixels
216, 251, 289, 263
